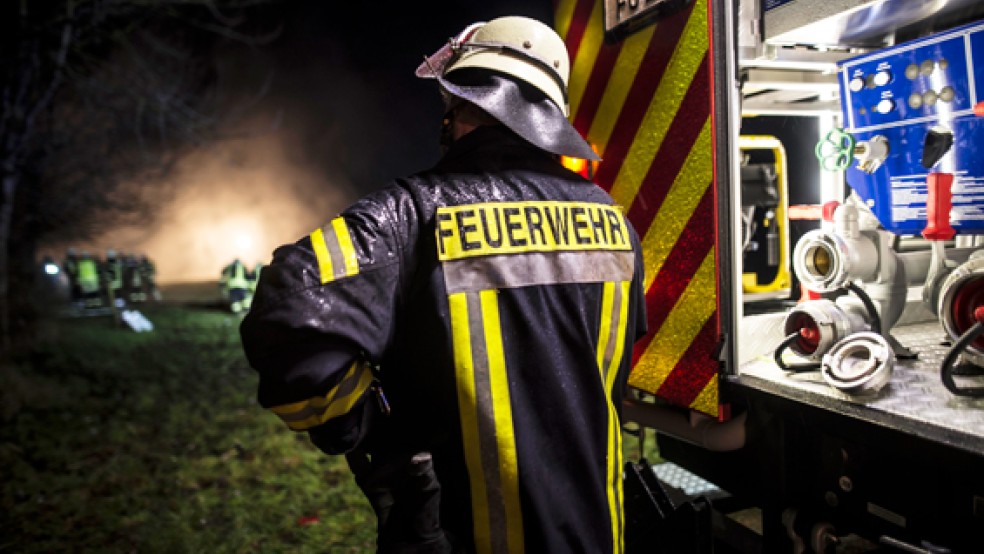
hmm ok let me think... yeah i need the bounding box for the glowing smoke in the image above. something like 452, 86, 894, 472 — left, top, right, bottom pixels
94, 127, 357, 283
43, 2, 555, 282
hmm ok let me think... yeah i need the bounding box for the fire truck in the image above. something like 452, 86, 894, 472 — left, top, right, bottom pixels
554, 0, 984, 551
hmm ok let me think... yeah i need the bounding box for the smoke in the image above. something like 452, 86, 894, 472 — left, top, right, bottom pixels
70, 2, 443, 284
93, 125, 356, 282
44, 1, 556, 282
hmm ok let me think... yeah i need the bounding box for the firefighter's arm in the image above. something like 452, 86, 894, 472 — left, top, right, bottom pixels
240, 191, 410, 454
615, 235, 649, 415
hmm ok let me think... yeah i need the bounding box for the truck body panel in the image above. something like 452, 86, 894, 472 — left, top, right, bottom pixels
557, 0, 722, 416
558, 0, 984, 550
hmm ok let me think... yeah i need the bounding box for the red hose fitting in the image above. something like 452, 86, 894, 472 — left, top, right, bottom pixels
974, 306, 984, 325
800, 327, 819, 341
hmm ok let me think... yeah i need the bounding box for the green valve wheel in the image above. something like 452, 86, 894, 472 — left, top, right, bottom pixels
815, 128, 857, 172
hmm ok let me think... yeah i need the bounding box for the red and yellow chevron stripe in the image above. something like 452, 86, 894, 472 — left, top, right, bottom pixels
555, 0, 720, 416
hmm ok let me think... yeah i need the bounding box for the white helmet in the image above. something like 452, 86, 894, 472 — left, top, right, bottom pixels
419, 16, 570, 115
417, 16, 598, 161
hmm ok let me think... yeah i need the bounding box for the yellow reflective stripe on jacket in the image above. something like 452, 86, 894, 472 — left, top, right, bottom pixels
270, 361, 373, 431
450, 290, 525, 554
310, 217, 359, 284
596, 280, 631, 554
480, 289, 525, 554
436, 201, 631, 261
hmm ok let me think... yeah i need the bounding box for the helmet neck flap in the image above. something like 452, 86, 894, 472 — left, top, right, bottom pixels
438, 70, 598, 161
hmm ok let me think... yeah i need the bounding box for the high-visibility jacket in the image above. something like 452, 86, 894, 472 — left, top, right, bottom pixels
77, 257, 100, 294
224, 260, 249, 291
241, 126, 647, 553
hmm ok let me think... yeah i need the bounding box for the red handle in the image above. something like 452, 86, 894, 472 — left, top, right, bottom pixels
922, 172, 955, 241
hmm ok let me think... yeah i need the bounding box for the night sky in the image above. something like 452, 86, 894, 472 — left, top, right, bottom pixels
76, 0, 554, 281
312, 3, 553, 163
259, 1, 553, 187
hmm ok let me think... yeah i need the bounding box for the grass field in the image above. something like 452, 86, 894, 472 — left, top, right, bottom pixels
0, 298, 376, 553
0, 285, 659, 553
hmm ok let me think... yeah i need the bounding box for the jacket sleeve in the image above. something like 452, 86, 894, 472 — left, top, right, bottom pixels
240, 189, 410, 454
614, 226, 649, 417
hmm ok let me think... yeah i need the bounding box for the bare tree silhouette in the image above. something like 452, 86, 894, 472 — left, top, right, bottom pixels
1, 0, 279, 355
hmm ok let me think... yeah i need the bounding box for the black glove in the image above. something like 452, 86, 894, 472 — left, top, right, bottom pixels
346, 450, 454, 554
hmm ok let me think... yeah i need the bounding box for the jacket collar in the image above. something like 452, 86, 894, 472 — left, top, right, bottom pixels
436, 125, 546, 168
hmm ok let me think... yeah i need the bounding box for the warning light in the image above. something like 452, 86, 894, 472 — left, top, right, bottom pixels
559, 143, 600, 179
560, 155, 587, 175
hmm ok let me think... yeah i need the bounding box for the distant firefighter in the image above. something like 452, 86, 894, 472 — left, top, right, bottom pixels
101, 249, 124, 307
62, 247, 81, 303
76, 251, 102, 308
139, 255, 161, 301
220, 258, 252, 314
122, 254, 146, 303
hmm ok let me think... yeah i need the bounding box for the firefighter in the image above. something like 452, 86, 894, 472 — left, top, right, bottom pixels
76, 251, 101, 308
221, 258, 251, 313
122, 253, 145, 303
138, 254, 161, 301
241, 16, 646, 553
62, 247, 81, 304
101, 249, 124, 307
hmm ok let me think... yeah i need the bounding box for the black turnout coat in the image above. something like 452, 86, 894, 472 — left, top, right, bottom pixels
241, 125, 647, 554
